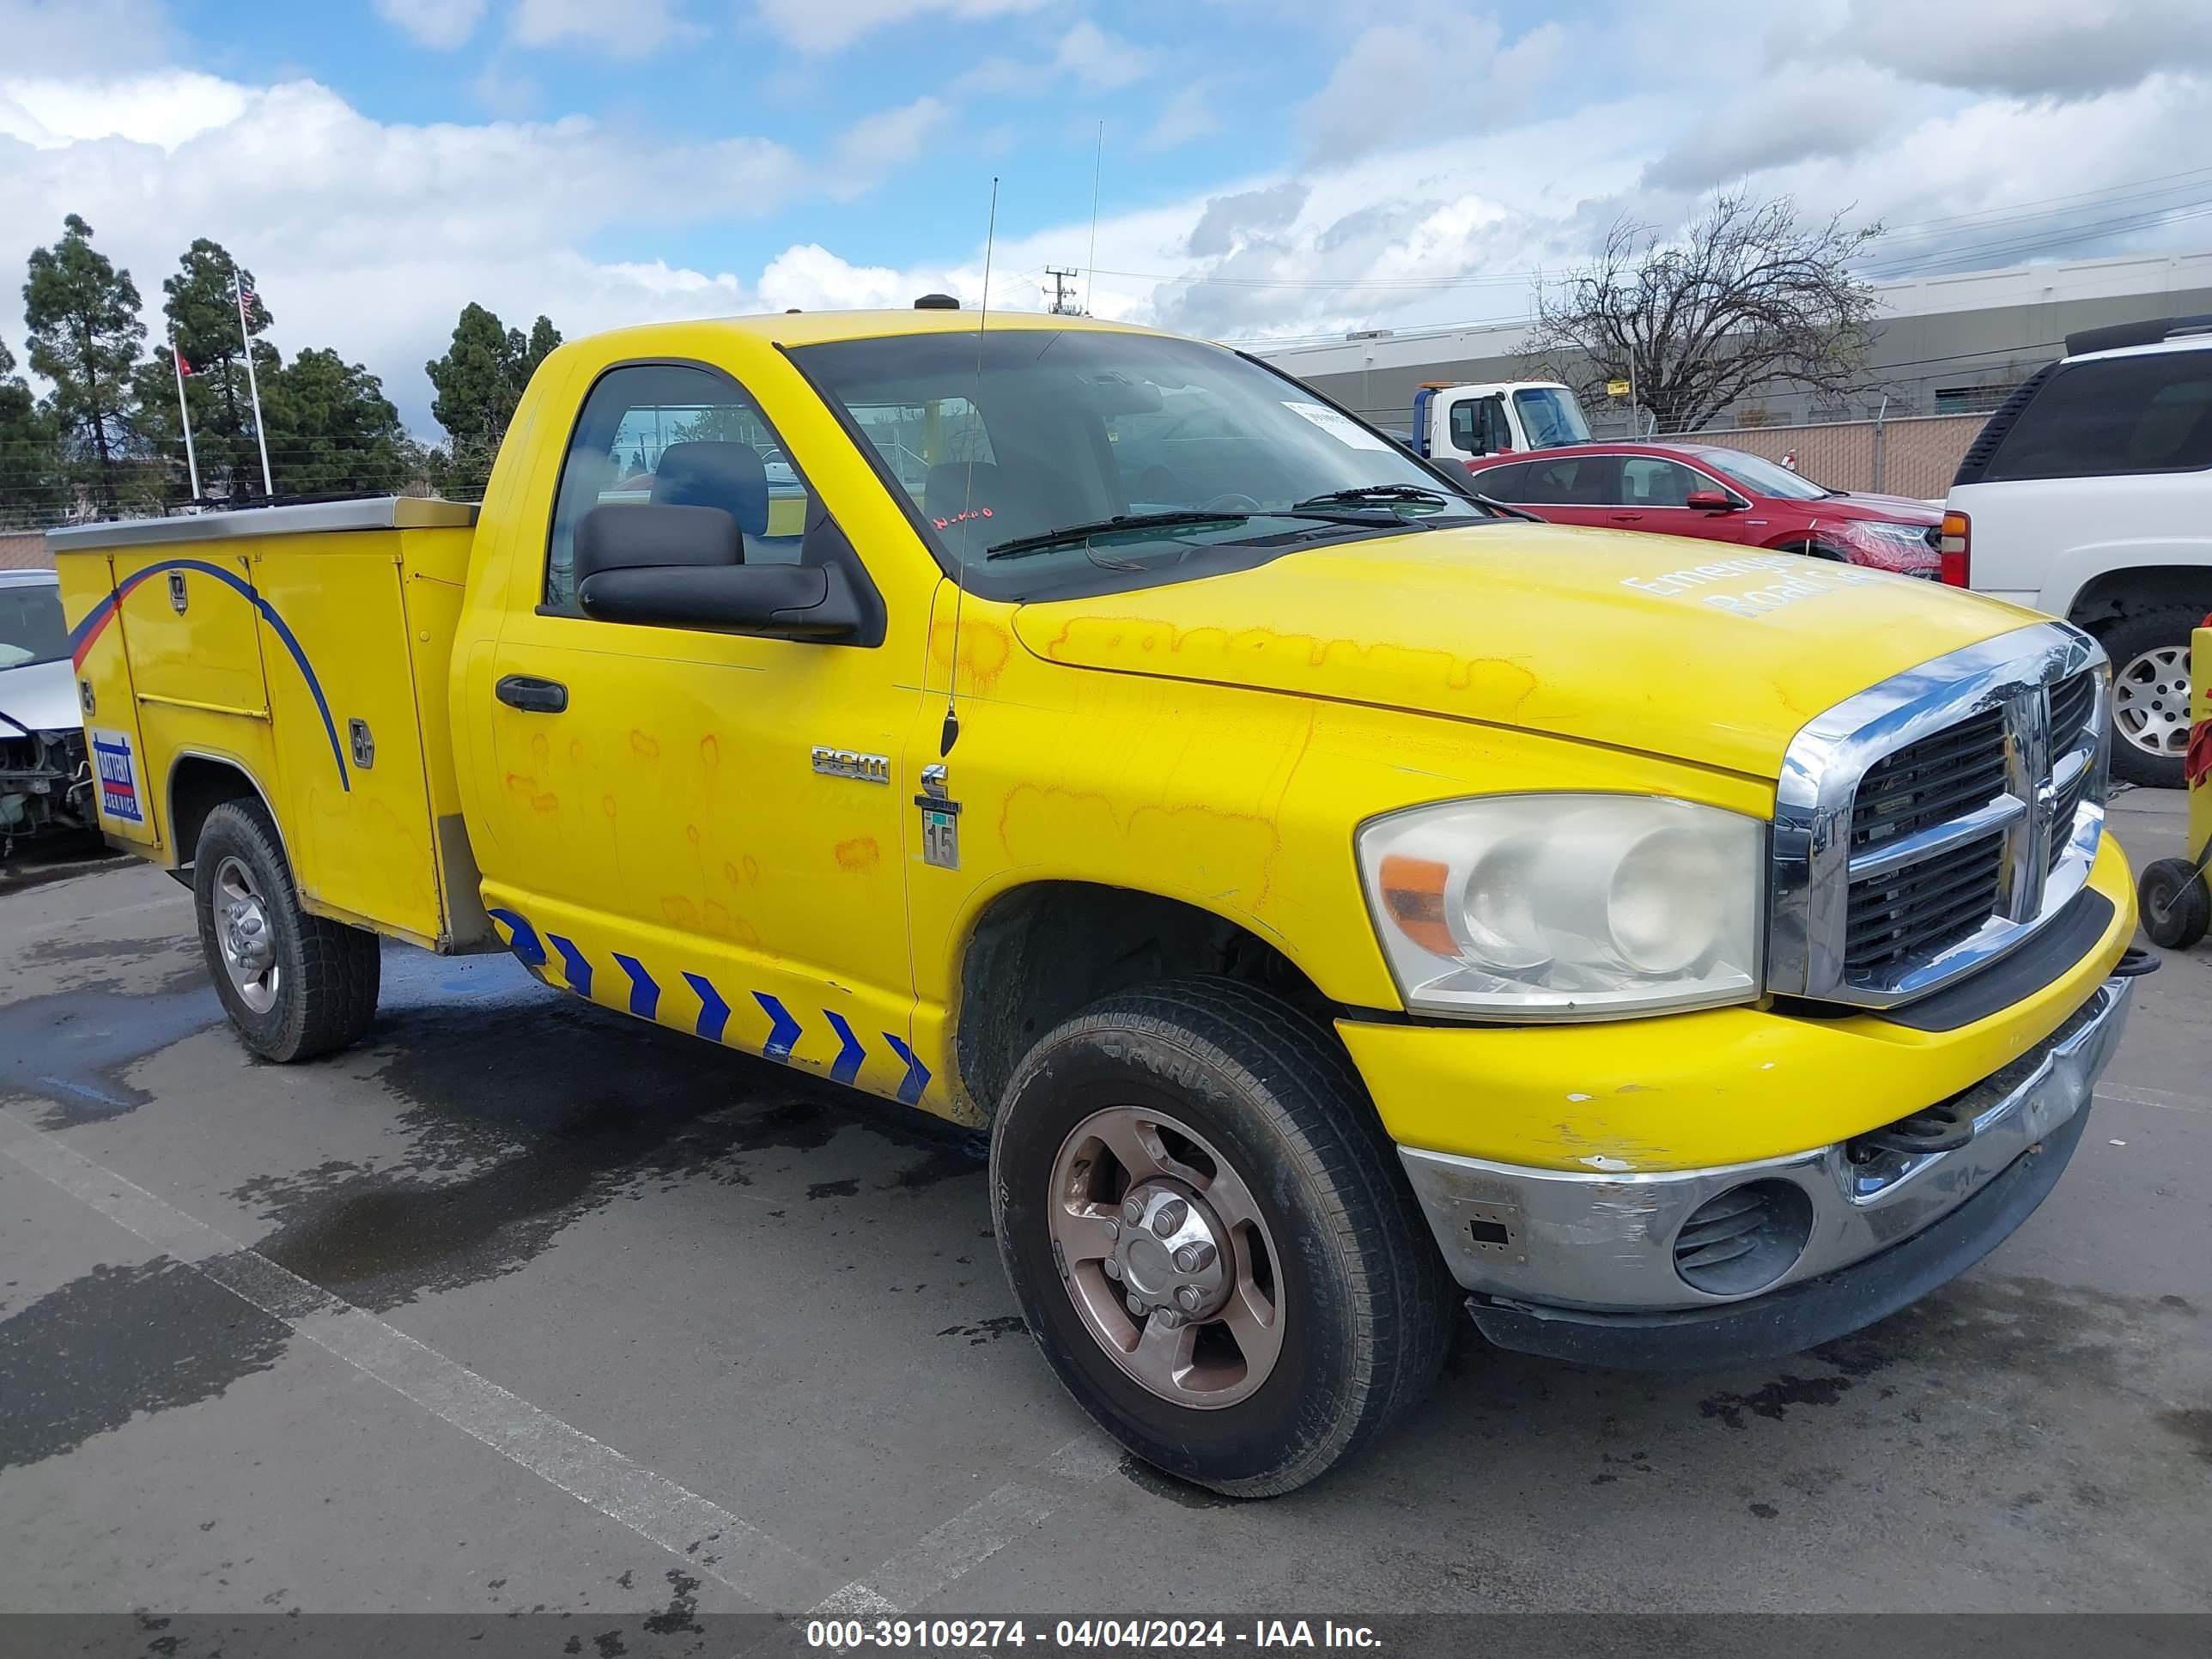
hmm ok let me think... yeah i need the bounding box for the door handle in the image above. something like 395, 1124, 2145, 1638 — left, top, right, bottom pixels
1608, 512, 1643, 523
495, 674, 568, 714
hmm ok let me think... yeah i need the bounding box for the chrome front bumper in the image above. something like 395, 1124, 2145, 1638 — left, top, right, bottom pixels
1398, 975, 2133, 1314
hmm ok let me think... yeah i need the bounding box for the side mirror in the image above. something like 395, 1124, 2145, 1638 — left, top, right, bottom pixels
579, 561, 868, 641
574, 502, 738, 583
1685, 489, 1738, 511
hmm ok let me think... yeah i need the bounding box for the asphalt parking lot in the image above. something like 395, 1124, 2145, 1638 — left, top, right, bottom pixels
3, 797, 2208, 1638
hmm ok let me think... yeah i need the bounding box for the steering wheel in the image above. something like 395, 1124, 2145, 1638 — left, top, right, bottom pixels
1200, 493, 1262, 513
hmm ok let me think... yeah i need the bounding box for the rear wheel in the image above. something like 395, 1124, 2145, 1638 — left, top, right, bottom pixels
2094, 607, 2199, 789
193, 799, 380, 1061
2139, 857, 2210, 951
990, 979, 1455, 1498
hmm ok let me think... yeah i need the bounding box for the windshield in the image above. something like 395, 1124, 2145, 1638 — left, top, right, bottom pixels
1698, 448, 1833, 500
791, 327, 1492, 599
1512, 387, 1591, 447
0, 582, 69, 670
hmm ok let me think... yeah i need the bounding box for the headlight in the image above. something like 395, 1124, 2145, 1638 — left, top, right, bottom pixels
1358, 795, 1765, 1019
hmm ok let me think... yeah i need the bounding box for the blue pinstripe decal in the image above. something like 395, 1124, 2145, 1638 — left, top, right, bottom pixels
69, 556, 349, 791
546, 933, 592, 998
823, 1011, 866, 1086
755, 993, 802, 1062
485, 908, 547, 967
883, 1033, 929, 1106
612, 953, 659, 1018
684, 972, 730, 1042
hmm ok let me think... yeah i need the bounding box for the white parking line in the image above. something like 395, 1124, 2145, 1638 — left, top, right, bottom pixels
807, 1435, 1123, 1620
2095, 1080, 2211, 1115
0, 1104, 822, 1610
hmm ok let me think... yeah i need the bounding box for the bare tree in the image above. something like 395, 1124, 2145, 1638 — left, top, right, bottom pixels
1523, 195, 1881, 434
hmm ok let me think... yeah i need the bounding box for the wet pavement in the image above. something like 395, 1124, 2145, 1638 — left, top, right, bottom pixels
1, 797, 2208, 1626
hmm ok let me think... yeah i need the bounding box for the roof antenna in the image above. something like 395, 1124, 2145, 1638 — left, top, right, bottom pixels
942, 175, 999, 759
1084, 121, 1103, 316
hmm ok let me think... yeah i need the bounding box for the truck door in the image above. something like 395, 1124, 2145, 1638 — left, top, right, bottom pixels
474, 361, 927, 1109
1443, 393, 1511, 462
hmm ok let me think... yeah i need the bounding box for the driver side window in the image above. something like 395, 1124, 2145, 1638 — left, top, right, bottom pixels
544, 363, 813, 612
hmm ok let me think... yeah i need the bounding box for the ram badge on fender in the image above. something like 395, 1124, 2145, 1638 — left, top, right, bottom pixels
52, 304, 2140, 1497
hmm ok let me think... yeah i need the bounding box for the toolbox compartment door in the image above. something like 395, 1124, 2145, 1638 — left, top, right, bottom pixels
248, 537, 448, 948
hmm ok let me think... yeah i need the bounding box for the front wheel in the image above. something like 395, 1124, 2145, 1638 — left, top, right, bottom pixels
193, 799, 380, 1061
2095, 607, 2199, 789
2140, 857, 2211, 951
990, 979, 1455, 1498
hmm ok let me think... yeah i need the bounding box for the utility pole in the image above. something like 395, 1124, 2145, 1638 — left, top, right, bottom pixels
1045, 266, 1084, 316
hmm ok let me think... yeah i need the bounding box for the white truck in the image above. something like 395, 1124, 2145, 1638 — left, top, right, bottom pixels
1404, 380, 1594, 468
1943, 315, 2212, 787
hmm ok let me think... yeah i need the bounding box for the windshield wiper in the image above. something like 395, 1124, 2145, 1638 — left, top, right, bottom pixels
1292, 484, 1459, 510
984, 511, 1249, 561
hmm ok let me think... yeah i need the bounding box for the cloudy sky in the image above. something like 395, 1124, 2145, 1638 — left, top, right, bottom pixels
4, 0, 2211, 431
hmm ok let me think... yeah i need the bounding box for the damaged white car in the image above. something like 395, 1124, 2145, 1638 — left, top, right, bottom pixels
0, 569, 94, 856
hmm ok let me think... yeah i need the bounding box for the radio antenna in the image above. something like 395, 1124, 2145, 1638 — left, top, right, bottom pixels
1085, 122, 1103, 315
942, 176, 999, 758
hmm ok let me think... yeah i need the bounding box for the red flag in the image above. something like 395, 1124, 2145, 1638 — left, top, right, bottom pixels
175, 350, 193, 376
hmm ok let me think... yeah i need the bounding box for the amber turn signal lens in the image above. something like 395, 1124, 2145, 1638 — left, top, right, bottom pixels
1378, 854, 1454, 956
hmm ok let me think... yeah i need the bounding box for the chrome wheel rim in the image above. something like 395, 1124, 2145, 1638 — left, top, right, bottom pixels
213, 854, 280, 1014
2112, 644, 2191, 759
1046, 1106, 1285, 1410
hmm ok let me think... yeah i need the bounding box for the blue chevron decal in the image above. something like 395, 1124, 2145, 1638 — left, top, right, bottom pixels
684, 972, 730, 1042
485, 908, 546, 968
546, 933, 592, 999
755, 993, 802, 1062
823, 1011, 866, 1086
612, 953, 659, 1019
883, 1033, 929, 1106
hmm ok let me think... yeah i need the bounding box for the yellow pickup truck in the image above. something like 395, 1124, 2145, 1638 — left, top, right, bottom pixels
52, 307, 2142, 1496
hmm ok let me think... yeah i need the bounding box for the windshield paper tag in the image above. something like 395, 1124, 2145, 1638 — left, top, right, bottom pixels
1280, 400, 1395, 452
90, 727, 143, 823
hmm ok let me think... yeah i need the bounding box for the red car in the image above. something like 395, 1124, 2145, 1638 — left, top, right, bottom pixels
1461, 441, 1942, 576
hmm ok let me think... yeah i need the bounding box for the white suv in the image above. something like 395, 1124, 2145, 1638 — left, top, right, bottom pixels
1944, 318, 2212, 787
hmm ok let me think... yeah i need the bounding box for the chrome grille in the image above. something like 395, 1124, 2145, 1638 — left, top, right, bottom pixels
1770, 623, 2109, 1009
2050, 670, 2094, 752
1848, 707, 2008, 854
1844, 828, 2007, 973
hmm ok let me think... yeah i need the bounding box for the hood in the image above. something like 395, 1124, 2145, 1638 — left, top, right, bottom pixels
1820, 492, 1940, 522
0, 657, 82, 736
1012, 524, 2033, 780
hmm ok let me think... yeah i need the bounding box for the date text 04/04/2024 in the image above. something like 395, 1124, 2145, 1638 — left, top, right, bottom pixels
804, 1619, 1382, 1649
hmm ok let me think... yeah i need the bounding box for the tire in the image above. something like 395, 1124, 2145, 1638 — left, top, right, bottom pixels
192, 799, 380, 1062
2093, 606, 2201, 789
990, 978, 1455, 1498
2139, 857, 2211, 951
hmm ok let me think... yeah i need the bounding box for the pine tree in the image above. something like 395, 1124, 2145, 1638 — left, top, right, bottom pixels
424, 304, 561, 495
22, 216, 145, 509
0, 337, 64, 527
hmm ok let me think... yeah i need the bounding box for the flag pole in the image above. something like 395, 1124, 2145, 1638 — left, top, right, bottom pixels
170, 325, 202, 502
234, 270, 274, 496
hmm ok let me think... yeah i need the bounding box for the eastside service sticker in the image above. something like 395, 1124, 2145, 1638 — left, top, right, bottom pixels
89, 727, 144, 824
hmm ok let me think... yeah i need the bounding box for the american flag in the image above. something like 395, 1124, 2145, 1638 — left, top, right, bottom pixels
238, 282, 258, 309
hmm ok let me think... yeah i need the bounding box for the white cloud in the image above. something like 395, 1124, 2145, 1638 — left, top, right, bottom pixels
0, 72, 250, 149
1145, 82, 1220, 151
1813, 0, 2212, 98
1642, 62, 1914, 191
0, 0, 173, 74
830, 96, 949, 184
511, 0, 685, 55
1053, 21, 1153, 89
1297, 6, 1563, 163
0, 72, 955, 428
750, 0, 1049, 56
373, 0, 489, 51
